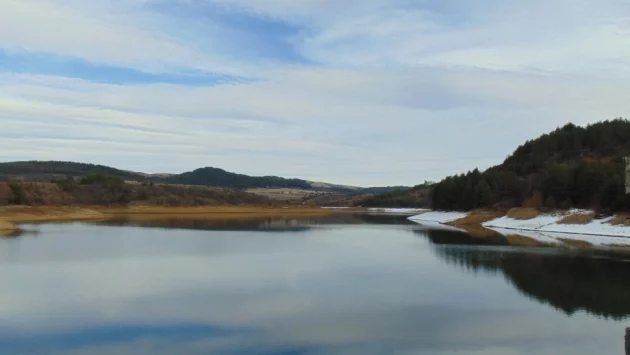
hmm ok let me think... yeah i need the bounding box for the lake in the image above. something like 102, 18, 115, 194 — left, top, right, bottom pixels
0, 213, 628, 355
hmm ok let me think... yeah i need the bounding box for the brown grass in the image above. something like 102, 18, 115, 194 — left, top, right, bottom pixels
0, 220, 16, 231
505, 234, 550, 247
0, 206, 106, 223
557, 212, 595, 225
557, 238, 593, 249
97, 206, 331, 216
445, 210, 506, 238
0, 206, 333, 224
448, 209, 505, 226
607, 214, 630, 226
0, 219, 18, 237
506, 207, 540, 220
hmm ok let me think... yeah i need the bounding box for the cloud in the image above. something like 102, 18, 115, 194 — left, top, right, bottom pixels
1, 0, 630, 185
0, 0, 254, 75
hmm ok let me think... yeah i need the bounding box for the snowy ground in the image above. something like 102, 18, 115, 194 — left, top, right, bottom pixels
366, 208, 429, 215
408, 209, 630, 244
408, 211, 467, 223
488, 227, 630, 247
482, 211, 630, 239
407, 211, 468, 232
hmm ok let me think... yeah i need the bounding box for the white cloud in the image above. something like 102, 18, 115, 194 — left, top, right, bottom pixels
1, 0, 630, 184
0, 0, 249, 74
1, 66, 630, 184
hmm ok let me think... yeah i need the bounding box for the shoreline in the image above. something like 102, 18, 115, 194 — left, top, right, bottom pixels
0, 219, 17, 236
0, 206, 334, 224
408, 209, 630, 244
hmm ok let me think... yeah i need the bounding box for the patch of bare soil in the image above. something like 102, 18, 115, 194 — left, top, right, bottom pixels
448, 209, 505, 226
505, 234, 550, 247
607, 214, 630, 226
0, 206, 106, 223
506, 207, 540, 220
557, 212, 595, 225
557, 238, 593, 249
0, 219, 18, 237
446, 210, 506, 238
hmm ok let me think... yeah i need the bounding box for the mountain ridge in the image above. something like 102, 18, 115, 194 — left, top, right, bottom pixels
0, 160, 409, 194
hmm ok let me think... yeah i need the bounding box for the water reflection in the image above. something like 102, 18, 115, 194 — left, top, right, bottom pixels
0, 219, 628, 354
96, 213, 415, 232
418, 228, 630, 320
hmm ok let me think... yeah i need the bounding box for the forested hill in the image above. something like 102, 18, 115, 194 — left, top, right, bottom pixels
163, 167, 312, 189
0, 161, 147, 181
0, 161, 316, 189
431, 119, 630, 211
0, 161, 406, 193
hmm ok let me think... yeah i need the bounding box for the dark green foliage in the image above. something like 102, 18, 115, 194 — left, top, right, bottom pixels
358, 186, 412, 194
165, 167, 312, 189
358, 182, 432, 207
80, 174, 125, 186
431, 119, 630, 211
8, 182, 27, 205
0, 161, 146, 181
53, 176, 78, 192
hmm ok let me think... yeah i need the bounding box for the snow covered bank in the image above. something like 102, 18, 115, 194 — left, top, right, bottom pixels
488, 227, 630, 247
367, 208, 429, 215
483, 210, 630, 239
408, 211, 467, 223
408, 211, 468, 232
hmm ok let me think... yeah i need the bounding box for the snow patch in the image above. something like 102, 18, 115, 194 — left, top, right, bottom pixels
483, 214, 560, 230
409, 211, 467, 223
407, 211, 469, 232
367, 208, 429, 214
483, 210, 630, 239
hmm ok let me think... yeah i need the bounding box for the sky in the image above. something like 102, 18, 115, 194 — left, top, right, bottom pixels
1, 0, 630, 186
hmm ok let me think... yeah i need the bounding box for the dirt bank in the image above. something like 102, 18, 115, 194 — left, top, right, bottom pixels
0, 219, 17, 236
446, 210, 506, 237
0, 206, 332, 224
0, 206, 106, 223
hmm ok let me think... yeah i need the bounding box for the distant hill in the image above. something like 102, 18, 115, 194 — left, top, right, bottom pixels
429, 118, 630, 211
0, 161, 400, 193
0, 161, 147, 181
356, 183, 432, 208
359, 186, 411, 194
164, 167, 312, 189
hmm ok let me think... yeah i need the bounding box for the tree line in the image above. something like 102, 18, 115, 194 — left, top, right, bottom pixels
431, 119, 630, 211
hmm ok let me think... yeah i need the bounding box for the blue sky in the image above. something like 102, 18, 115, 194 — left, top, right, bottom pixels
1, 0, 630, 185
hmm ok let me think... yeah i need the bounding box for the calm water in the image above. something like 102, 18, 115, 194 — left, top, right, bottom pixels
1, 214, 629, 355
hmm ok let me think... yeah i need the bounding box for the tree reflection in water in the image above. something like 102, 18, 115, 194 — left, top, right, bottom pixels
419, 228, 630, 320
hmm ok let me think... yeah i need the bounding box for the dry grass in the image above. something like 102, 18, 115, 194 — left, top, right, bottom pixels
557, 238, 593, 249
446, 210, 506, 238
505, 234, 550, 247
0, 206, 106, 223
0, 206, 333, 225
506, 207, 540, 220
0, 206, 332, 224
448, 209, 505, 226
607, 214, 630, 226
0, 220, 16, 231
557, 212, 595, 225
246, 188, 317, 201
97, 206, 331, 216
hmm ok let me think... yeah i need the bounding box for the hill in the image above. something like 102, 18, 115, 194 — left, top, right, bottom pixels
430, 119, 630, 211
355, 183, 432, 208
0, 161, 411, 195
0, 161, 148, 181
164, 167, 312, 189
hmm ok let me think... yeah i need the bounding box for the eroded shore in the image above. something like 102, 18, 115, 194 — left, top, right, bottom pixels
0, 206, 334, 224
